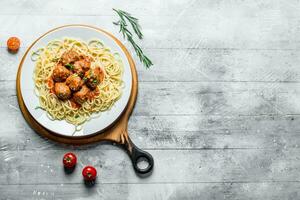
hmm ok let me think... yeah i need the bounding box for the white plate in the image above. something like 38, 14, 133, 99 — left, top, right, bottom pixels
20, 25, 132, 137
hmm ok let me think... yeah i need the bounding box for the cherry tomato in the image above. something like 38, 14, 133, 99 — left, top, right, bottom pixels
7, 37, 20, 52
82, 166, 97, 181
63, 152, 77, 168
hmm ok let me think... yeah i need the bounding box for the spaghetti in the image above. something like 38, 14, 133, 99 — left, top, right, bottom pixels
33, 38, 123, 127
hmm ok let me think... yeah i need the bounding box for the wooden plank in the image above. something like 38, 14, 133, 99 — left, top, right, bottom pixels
138, 49, 300, 82
1, 149, 300, 184
1, 182, 300, 200
1, 48, 300, 82
130, 114, 299, 149
2, 0, 299, 19
0, 113, 299, 151
1, 80, 299, 116
0, 0, 197, 16
0, 11, 300, 49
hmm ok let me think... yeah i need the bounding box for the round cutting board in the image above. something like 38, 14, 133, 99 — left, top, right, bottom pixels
19, 25, 132, 137
16, 24, 154, 176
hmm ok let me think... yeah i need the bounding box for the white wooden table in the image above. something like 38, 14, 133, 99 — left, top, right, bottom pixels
1, 0, 300, 199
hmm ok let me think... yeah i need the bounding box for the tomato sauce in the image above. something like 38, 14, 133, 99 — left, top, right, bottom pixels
87, 88, 100, 100
69, 99, 81, 109
47, 78, 55, 94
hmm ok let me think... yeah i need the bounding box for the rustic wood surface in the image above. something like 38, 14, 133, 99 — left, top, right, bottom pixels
0, 0, 300, 199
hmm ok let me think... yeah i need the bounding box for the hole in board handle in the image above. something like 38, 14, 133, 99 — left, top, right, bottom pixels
136, 156, 150, 171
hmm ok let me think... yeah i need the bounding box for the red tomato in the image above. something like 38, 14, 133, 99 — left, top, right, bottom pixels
82, 166, 97, 181
7, 37, 20, 52
63, 152, 77, 168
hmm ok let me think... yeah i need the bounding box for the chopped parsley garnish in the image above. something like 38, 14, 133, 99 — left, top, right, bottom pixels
65, 63, 74, 70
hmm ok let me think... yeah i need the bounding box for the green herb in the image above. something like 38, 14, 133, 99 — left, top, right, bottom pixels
65, 63, 74, 70
83, 77, 88, 81
113, 9, 143, 39
35, 106, 44, 110
93, 79, 98, 83
113, 8, 153, 69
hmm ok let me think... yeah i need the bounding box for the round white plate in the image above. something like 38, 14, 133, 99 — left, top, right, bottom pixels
20, 25, 132, 137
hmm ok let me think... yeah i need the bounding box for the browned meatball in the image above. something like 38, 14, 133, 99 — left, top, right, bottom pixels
52, 63, 71, 82
54, 82, 71, 100
60, 50, 80, 65
73, 63, 84, 77
84, 67, 104, 89
66, 74, 83, 92
73, 85, 90, 104
74, 57, 91, 72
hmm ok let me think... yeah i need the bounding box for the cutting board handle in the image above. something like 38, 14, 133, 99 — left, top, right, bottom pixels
124, 136, 154, 177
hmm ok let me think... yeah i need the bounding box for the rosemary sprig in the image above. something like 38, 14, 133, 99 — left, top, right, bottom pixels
113, 8, 153, 69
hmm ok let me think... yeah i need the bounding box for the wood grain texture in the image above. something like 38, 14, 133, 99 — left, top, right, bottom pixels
1, 13, 300, 49
1, 149, 300, 184
1, 0, 300, 199
0, 112, 299, 150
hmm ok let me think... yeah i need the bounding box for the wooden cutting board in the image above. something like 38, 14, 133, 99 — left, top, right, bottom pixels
16, 24, 154, 176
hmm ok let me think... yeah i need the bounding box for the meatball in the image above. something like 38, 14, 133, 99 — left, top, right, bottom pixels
73, 63, 84, 77
52, 63, 71, 82
74, 57, 91, 72
66, 74, 83, 92
54, 82, 71, 100
73, 85, 90, 104
84, 67, 104, 89
60, 50, 80, 65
